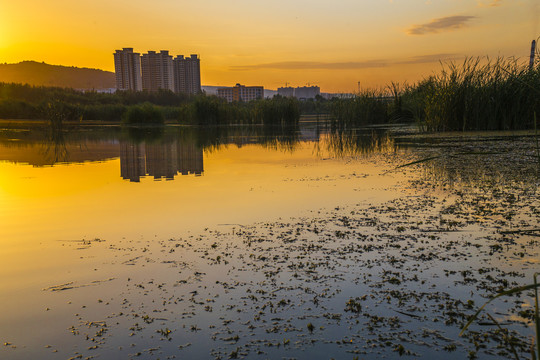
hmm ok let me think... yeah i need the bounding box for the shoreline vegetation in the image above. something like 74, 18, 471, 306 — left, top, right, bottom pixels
0, 56, 538, 131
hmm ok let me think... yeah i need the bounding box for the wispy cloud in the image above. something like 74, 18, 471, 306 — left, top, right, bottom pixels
407, 15, 477, 35
230, 60, 388, 71
229, 53, 459, 71
397, 54, 461, 64
477, 0, 502, 7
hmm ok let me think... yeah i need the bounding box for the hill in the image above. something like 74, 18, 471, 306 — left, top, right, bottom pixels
0, 61, 115, 90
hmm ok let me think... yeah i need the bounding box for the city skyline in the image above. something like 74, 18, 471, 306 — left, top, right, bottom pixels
0, 0, 538, 92
114, 48, 201, 94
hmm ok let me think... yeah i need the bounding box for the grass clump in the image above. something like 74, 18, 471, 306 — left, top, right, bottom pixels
179, 95, 300, 126
253, 96, 300, 126
122, 102, 164, 125
330, 90, 391, 129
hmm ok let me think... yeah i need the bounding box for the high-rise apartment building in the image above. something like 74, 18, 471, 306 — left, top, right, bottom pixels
113, 48, 143, 91
141, 50, 174, 92
173, 54, 201, 95
217, 84, 264, 103
114, 48, 201, 94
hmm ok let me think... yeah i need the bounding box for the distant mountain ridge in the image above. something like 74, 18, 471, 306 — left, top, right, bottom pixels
0, 61, 279, 95
0, 61, 116, 90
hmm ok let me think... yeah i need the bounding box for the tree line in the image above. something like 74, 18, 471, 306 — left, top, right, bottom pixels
1, 55, 539, 131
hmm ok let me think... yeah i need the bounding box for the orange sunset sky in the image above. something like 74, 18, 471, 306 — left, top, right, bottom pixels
0, 0, 538, 92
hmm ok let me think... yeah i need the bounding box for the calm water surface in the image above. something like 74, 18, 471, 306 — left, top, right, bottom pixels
0, 122, 538, 359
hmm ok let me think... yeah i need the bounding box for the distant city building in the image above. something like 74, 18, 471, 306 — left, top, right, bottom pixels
114, 48, 202, 94
217, 84, 264, 103
78, 88, 116, 94
173, 54, 201, 95
293, 86, 320, 100
216, 88, 232, 102
113, 48, 142, 91
276, 85, 321, 100
277, 86, 295, 98
318, 92, 352, 99
141, 50, 174, 92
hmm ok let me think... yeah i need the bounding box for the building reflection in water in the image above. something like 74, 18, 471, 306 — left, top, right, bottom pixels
120, 138, 203, 182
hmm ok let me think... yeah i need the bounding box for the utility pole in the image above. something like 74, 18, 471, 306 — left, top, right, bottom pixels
530, 40, 536, 70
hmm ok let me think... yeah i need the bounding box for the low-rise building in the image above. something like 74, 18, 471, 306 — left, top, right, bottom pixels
277, 85, 321, 100
294, 86, 320, 100
277, 86, 295, 98
217, 83, 264, 103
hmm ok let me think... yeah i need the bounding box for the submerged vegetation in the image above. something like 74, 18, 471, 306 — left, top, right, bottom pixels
1, 120, 540, 358
460, 274, 540, 360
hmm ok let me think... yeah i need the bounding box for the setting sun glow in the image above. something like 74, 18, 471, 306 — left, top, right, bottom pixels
0, 0, 538, 91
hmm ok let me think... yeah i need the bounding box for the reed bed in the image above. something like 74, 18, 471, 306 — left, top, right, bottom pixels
414, 57, 540, 131
180, 95, 300, 126
329, 90, 391, 129
329, 57, 540, 132
122, 102, 164, 125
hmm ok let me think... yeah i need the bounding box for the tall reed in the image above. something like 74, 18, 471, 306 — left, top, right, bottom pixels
329, 90, 391, 129
180, 95, 300, 126
416, 57, 540, 131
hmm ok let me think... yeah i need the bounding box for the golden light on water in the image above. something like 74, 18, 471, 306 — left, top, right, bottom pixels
1, 127, 539, 359
0, 140, 402, 248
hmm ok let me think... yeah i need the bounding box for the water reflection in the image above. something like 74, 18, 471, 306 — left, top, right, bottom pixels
120, 137, 203, 182
190, 124, 304, 152
45, 125, 68, 164
0, 121, 405, 181
323, 128, 397, 158
0, 124, 119, 166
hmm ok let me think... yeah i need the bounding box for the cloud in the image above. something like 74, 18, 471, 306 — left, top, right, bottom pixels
477, 0, 502, 7
230, 60, 388, 71
397, 53, 461, 64
229, 53, 460, 71
407, 15, 477, 35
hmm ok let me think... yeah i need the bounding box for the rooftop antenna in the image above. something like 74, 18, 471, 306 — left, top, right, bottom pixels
530, 40, 537, 70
